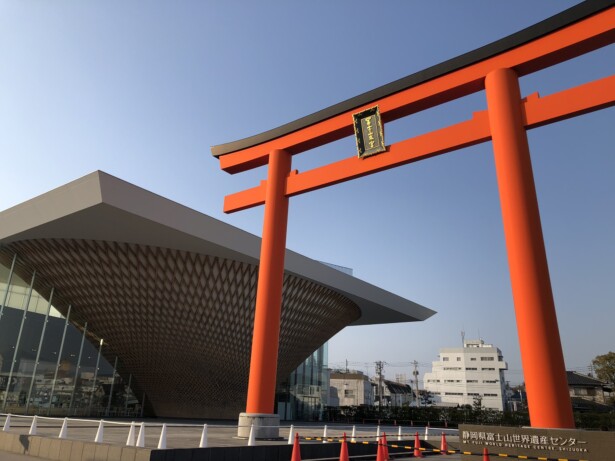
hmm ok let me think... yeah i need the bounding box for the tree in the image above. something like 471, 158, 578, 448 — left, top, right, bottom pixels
592, 352, 615, 384
472, 396, 483, 411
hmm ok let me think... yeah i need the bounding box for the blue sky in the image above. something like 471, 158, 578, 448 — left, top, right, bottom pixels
1, 1, 613, 386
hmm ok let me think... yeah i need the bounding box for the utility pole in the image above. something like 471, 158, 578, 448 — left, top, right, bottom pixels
412, 360, 420, 407
375, 361, 384, 409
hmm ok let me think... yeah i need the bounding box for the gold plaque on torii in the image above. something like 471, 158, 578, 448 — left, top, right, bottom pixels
353, 106, 386, 159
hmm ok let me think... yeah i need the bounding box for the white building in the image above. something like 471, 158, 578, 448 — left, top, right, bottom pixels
424, 339, 508, 411
329, 371, 374, 407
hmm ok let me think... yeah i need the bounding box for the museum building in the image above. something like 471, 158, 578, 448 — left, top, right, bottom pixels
0, 171, 434, 420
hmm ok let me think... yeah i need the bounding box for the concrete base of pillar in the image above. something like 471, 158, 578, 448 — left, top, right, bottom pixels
238, 412, 280, 439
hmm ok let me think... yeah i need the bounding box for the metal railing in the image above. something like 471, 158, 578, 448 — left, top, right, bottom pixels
0, 412, 458, 450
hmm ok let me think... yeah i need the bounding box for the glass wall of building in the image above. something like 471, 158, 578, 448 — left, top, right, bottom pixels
0, 251, 139, 417
277, 343, 329, 421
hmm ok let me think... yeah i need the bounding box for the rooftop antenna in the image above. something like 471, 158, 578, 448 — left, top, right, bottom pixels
461, 330, 465, 346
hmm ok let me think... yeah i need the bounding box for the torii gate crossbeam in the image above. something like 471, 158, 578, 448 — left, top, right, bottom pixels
212, 0, 615, 435
224, 74, 615, 213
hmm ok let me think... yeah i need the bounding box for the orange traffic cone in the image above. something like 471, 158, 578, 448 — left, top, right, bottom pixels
339, 432, 349, 461
482, 447, 490, 461
291, 432, 301, 461
440, 432, 448, 455
382, 432, 390, 460
413, 431, 423, 458
376, 435, 385, 461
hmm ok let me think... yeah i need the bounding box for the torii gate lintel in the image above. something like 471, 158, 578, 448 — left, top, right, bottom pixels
223, 73, 615, 214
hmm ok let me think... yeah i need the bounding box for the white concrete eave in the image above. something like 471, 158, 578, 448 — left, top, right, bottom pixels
0, 171, 436, 326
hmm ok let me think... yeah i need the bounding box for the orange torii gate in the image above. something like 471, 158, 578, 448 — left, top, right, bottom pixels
212, 0, 615, 433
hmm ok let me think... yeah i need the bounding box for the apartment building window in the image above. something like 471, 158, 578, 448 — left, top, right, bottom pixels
456, 357, 461, 361
484, 393, 498, 397
470, 358, 476, 361
445, 380, 461, 383
466, 367, 477, 371
443, 367, 461, 370
482, 368, 495, 371
483, 380, 498, 384
445, 392, 463, 396
442, 357, 449, 361
467, 380, 478, 383
344, 390, 355, 397
480, 357, 494, 361
467, 393, 480, 396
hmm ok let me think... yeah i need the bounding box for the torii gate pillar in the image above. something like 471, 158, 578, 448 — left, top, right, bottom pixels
486, 68, 574, 428
238, 149, 291, 438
